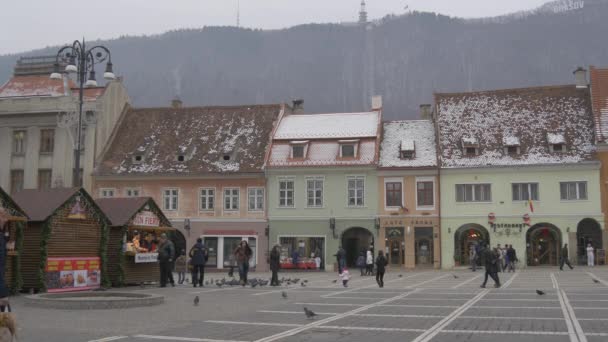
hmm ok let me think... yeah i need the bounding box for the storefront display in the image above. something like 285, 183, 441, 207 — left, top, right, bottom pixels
45, 257, 101, 292
201, 235, 258, 269
96, 197, 173, 286
278, 236, 325, 270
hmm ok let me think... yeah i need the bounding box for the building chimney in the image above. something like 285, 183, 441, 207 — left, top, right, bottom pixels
292, 99, 304, 113
171, 96, 182, 109
420, 104, 432, 119
371, 95, 383, 111
573, 67, 588, 89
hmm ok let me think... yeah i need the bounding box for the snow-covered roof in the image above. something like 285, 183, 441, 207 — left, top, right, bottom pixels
379, 120, 437, 168
0, 75, 72, 98
547, 133, 565, 144
502, 135, 520, 146
461, 136, 479, 146
400, 139, 415, 152
268, 140, 377, 167
590, 67, 608, 143
436, 85, 596, 168
96, 105, 283, 176
274, 112, 380, 139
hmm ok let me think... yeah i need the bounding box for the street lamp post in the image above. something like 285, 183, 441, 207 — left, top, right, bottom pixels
50, 38, 115, 187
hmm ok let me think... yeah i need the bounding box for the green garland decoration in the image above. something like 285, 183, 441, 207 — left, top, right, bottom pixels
99, 221, 111, 288
116, 225, 127, 287
10, 221, 24, 294
37, 219, 52, 292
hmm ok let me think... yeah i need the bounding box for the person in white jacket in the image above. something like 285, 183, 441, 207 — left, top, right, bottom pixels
366, 249, 374, 275
587, 243, 595, 266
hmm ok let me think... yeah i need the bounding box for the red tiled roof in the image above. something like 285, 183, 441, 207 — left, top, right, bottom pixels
71, 87, 105, 101
0, 75, 75, 98
590, 66, 608, 143
95, 197, 171, 227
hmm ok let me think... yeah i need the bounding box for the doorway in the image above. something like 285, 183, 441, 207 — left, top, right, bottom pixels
415, 227, 433, 266
577, 218, 602, 265
454, 224, 490, 266
526, 224, 561, 266
341, 227, 374, 267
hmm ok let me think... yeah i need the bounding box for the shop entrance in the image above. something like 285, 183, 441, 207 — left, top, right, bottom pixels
385, 227, 404, 266
415, 227, 433, 267
577, 218, 602, 265
341, 227, 374, 267
526, 224, 561, 266
169, 230, 187, 256
454, 224, 489, 267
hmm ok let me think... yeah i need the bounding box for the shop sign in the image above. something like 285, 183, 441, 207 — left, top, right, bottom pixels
135, 252, 159, 263
490, 223, 526, 229
45, 257, 100, 293
381, 219, 434, 228
133, 211, 160, 227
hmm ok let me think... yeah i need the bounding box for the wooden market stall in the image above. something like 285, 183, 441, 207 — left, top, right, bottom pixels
13, 188, 110, 293
0, 187, 28, 293
95, 197, 173, 286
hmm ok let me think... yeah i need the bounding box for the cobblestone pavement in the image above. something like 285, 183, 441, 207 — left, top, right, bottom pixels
12, 267, 608, 342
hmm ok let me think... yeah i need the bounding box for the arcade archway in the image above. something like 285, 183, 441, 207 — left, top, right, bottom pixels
454, 224, 490, 266
577, 218, 602, 265
169, 229, 187, 256
526, 224, 561, 266
341, 227, 374, 267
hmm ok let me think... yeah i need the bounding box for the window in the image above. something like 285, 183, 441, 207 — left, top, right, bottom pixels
340, 144, 355, 158
417, 181, 434, 207
306, 177, 324, 207
38, 169, 52, 190
40, 129, 55, 154
133, 155, 144, 164
347, 176, 365, 207
506, 146, 519, 155
385, 181, 403, 207
279, 178, 295, 207
163, 189, 179, 211
465, 147, 478, 156
552, 144, 564, 152
176, 155, 185, 162
512, 183, 539, 201
400, 151, 414, 159
10, 170, 24, 195
125, 188, 141, 197
248, 188, 264, 211
291, 145, 305, 159
224, 188, 240, 211
200, 188, 215, 211
560, 182, 587, 201
12, 130, 26, 155
456, 184, 492, 202
99, 188, 116, 198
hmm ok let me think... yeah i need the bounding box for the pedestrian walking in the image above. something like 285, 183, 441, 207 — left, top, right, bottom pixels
157, 233, 175, 287
366, 249, 374, 275
587, 243, 595, 266
560, 243, 574, 270
234, 240, 253, 285
469, 245, 477, 272
340, 268, 350, 287
334, 247, 346, 274
375, 250, 388, 288
480, 245, 501, 288
270, 245, 281, 286
175, 249, 187, 284
189, 238, 208, 287
356, 252, 366, 276
506, 244, 517, 272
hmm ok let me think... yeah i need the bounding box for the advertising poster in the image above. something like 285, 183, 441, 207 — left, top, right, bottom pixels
45, 257, 101, 293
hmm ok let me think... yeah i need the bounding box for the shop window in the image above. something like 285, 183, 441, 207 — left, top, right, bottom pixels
279, 178, 295, 207
40, 129, 55, 154
200, 188, 215, 211
224, 188, 240, 211
203, 237, 218, 267
248, 188, 264, 211
306, 177, 323, 207
223, 237, 242, 267
12, 130, 26, 155
560, 181, 587, 201
163, 188, 179, 211
417, 181, 434, 207
347, 176, 365, 207
455, 184, 492, 202
512, 183, 539, 201
38, 169, 52, 190
385, 181, 402, 207
10, 170, 24, 195
279, 236, 325, 270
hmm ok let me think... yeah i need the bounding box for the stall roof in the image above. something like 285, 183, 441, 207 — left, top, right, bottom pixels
12, 188, 107, 223
0, 187, 28, 222
95, 197, 172, 228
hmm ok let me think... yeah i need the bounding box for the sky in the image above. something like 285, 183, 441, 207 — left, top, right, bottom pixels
0, 0, 551, 55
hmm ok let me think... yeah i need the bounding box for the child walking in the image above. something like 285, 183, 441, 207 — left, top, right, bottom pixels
375, 250, 388, 288
340, 268, 350, 287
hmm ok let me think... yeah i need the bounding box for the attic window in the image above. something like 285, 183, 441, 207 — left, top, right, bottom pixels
338, 139, 359, 158
547, 133, 566, 153
223, 155, 231, 161
461, 137, 479, 157
503, 136, 520, 155
176, 155, 186, 162
132, 155, 144, 164
400, 139, 415, 159
289, 141, 309, 159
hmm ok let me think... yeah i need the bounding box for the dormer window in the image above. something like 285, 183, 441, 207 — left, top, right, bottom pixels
461, 137, 479, 156
400, 139, 415, 159
223, 155, 231, 161
338, 140, 359, 158
503, 135, 520, 155
289, 141, 309, 160
132, 155, 144, 164
547, 133, 566, 153
176, 155, 186, 162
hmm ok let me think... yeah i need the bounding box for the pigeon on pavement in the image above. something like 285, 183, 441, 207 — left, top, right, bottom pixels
303, 280, 308, 283
398, 274, 403, 278
282, 291, 288, 299
452, 274, 459, 279
139, 282, 145, 289
332, 280, 338, 283
194, 296, 199, 306
304, 307, 317, 319
301, 282, 306, 287
593, 278, 600, 284
536, 290, 545, 295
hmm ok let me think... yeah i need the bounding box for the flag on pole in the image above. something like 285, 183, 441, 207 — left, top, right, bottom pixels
528, 199, 534, 213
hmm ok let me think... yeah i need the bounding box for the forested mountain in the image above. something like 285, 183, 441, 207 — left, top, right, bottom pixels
1, 0, 607, 120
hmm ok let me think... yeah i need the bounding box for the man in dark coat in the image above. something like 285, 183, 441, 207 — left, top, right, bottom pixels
506, 245, 517, 272
269, 245, 281, 286
189, 238, 208, 287
480, 245, 501, 288
335, 247, 346, 274
158, 233, 175, 287
560, 243, 574, 270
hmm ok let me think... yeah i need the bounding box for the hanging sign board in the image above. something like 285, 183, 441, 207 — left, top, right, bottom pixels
133, 211, 160, 227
